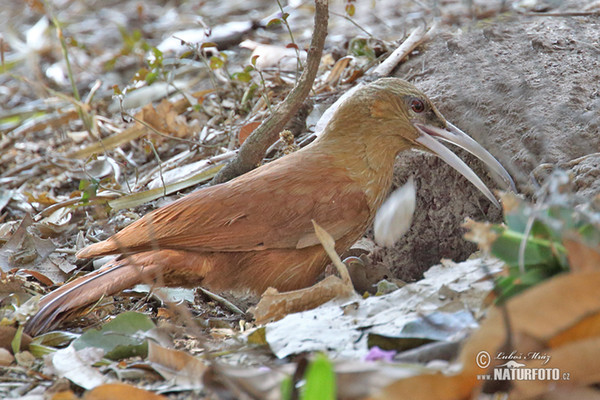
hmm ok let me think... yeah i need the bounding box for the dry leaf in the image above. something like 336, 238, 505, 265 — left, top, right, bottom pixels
238, 121, 261, 145
140, 99, 193, 138
462, 218, 500, 253
84, 383, 167, 400
0, 214, 56, 273
67, 89, 212, 159
251, 276, 355, 325
324, 56, 352, 86
48, 345, 108, 390
370, 374, 475, 400
147, 341, 207, 388
562, 236, 600, 273
511, 337, 600, 399
0, 348, 14, 366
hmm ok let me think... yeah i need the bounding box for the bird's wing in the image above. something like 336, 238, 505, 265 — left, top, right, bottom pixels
78, 151, 370, 258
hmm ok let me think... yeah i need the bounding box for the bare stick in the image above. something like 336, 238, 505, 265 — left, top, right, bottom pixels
212, 0, 328, 184
373, 21, 439, 77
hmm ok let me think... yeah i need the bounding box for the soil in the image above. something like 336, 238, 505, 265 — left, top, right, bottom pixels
376, 11, 600, 281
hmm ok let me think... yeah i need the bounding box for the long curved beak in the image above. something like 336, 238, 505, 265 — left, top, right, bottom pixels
414, 121, 515, 208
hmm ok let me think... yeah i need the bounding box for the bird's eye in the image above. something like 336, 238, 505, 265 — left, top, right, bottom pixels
410, 99, 425, 113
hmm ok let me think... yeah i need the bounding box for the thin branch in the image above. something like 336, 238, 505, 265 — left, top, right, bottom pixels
211, 0, 328, 184
373, 20, 439, 77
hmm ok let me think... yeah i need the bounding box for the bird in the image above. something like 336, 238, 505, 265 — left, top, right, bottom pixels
25, 78, 514, 335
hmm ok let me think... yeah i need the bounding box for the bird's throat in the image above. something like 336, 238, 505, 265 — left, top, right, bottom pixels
313, 134, 402, 215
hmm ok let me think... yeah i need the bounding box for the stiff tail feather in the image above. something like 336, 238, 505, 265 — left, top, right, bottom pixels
24, 258, 161, 336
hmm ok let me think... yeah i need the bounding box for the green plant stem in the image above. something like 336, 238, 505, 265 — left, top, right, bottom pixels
275, 0, 303, 79
501, 228, 567, 255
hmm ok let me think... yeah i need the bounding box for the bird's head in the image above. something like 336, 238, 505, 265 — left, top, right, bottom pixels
321, 77, 515, 207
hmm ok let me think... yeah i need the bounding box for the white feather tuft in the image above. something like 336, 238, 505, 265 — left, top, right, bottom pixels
374, 176, 416, 247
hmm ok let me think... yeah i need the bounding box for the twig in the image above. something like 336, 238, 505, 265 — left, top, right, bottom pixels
211, 0, 328, 184
198, 287, 244, 315
524, 11, 600, 17
373, 21, 438, 77
330, 11, 374, 38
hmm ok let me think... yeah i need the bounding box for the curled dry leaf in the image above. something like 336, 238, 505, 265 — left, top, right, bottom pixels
47, 346, 108, 390
462, 218, 500, 253
323, 56, 352, 86
251, 276, 355, 325
147, 341, 207, 388
140, 99, 194, 138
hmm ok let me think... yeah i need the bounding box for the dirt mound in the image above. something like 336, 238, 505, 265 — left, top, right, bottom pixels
379, 14, 600, 281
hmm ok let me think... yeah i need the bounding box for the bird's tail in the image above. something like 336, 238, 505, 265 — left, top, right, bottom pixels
24, 257, 162, 336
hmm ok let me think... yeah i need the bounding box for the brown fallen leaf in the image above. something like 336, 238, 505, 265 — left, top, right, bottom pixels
147, 341, 207, 388
251, 275, 354, 325
324, 56, 352, 86
562, 235, 600, 273
84, 383, 167, 400
548, 311, 600, 348
0, 348, 14, 366
238, 121, 261, 145
0, 326, 32, 353
511, 337, 600, 399
140, 99, 194, 138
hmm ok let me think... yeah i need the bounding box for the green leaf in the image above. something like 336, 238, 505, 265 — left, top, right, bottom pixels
348, 38, 376, 60
72, 312, 156, 360
79, 178, 99, 204
232, 71, 252, 82
28, 343, 56, 358
280, 376, 293, 400
133, 67, 149, 82
145, 71, 158, 85
267, 18, 282, 28
345, 4, 356, 16
209, 56, 224, 70
11, 325, 24, 355
148, 47, 163, 68
32, 330, 80, 347
301, 353, 336, 400
490, 228, 559, 268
